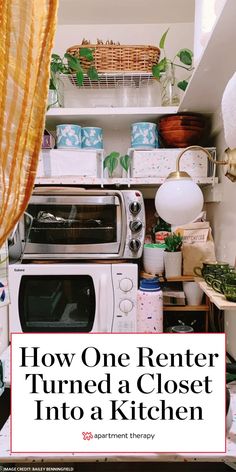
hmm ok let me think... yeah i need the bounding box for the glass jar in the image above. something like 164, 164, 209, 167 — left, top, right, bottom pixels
115, 80, 137, 107
160, 63, 180, 106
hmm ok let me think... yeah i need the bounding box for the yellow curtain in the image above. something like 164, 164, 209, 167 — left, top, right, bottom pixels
0, 0, 58, 247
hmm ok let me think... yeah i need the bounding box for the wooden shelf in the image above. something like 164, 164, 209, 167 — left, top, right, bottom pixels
196, 280, 236, 311
160, 275, 195, 282
163, 305, 209, 312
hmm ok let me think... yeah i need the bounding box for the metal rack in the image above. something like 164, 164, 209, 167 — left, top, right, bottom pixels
60, 72, 155, 90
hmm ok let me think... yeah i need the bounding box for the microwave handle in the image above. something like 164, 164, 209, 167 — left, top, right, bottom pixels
98, 273, 109, 332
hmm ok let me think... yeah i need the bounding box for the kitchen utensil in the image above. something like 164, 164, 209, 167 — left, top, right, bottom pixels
212, 278, 236, 302
194, 262, 229, 278
158, 113, 206, 148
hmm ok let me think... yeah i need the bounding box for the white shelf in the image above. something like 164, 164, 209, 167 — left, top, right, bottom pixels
196, 280, 236, 311
46, 107, 178, 129
35, 176, 218, 186
179, 0, 236, 114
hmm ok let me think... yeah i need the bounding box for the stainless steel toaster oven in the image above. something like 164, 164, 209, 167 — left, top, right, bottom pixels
15, 187, 145, 260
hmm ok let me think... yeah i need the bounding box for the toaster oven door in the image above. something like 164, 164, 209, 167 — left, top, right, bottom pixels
23, 195, 124, 259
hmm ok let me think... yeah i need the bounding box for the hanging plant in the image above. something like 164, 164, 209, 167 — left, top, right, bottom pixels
50, 48, 99, 89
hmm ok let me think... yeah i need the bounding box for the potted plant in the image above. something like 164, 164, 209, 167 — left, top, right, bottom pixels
48, 49, 99, 109
152, 28, 194, 106
164, 232, 183, 278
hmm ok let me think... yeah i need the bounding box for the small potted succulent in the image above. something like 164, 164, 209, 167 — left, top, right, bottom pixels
164, 232, 183, 278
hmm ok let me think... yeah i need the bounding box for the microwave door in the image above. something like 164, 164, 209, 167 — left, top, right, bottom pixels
17, 274, 97, 333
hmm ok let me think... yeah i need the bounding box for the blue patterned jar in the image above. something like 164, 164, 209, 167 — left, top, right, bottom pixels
131, 122, 158, 149
82, 127, 103, 149
56, 124, 82, 149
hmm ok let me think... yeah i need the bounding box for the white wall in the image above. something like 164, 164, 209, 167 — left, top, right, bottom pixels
54, 23, 194, 60
207, 119, 236, 359
194, 0, 227, 65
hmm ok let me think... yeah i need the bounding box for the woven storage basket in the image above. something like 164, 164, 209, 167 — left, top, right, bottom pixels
66, 44, 160, 73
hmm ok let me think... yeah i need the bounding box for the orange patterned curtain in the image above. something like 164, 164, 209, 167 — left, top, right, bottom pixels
0, 0, 58, 247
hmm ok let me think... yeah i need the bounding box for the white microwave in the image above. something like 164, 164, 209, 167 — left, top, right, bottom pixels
9, 263, 137, 334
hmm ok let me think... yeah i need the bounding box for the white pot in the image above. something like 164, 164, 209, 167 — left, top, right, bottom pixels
164, 251, 182, 278
183, 281, 204, 306
143, 245, 165, 275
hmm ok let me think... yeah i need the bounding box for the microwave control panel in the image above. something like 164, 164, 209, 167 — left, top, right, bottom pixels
122, 190, 145, 259
112, 263, 137, 332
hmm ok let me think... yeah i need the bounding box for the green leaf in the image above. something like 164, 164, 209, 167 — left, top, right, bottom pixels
87, 66, 99, 81
159, 28, 169, 49
76, 69, 84, 86
177, 80, 188, 91
51, 62, 60, 72
177, 49, 193, 66
103, 152, 120, 177
64, 53, 81, 71
120, 154, 131, 173
51, 53, 62, 61
152, 58, 167, 79
49, 78, 56, 90
79, 48, 94, 61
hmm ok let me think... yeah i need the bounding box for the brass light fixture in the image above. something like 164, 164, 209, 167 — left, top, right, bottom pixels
155, 145, 231, 226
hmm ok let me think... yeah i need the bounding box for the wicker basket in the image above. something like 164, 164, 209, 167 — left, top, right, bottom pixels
66, 44, 160, 73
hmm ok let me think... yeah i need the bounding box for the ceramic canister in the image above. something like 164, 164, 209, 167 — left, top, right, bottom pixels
131, 122, 158, 149
56, 124, 82, 149
137, 277, 163, 333
82, 127, 103, 149
143, 243, 165, 275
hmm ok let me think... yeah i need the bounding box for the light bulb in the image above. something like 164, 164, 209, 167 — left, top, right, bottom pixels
155, 177, 204, 225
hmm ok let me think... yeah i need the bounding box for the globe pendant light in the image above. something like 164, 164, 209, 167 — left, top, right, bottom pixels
155, 170, 204, 225
155, 145, 224, 226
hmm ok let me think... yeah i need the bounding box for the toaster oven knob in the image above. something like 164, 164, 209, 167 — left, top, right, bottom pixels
119, 278, 133, 292
130, 220, 142, 233
129, 201, 141, 215
129, 239, 141, 252
119, 299, 133, 313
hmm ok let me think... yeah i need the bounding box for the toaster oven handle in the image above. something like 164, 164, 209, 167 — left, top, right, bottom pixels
19, 211, 34, 262
98, 273, 109, 332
